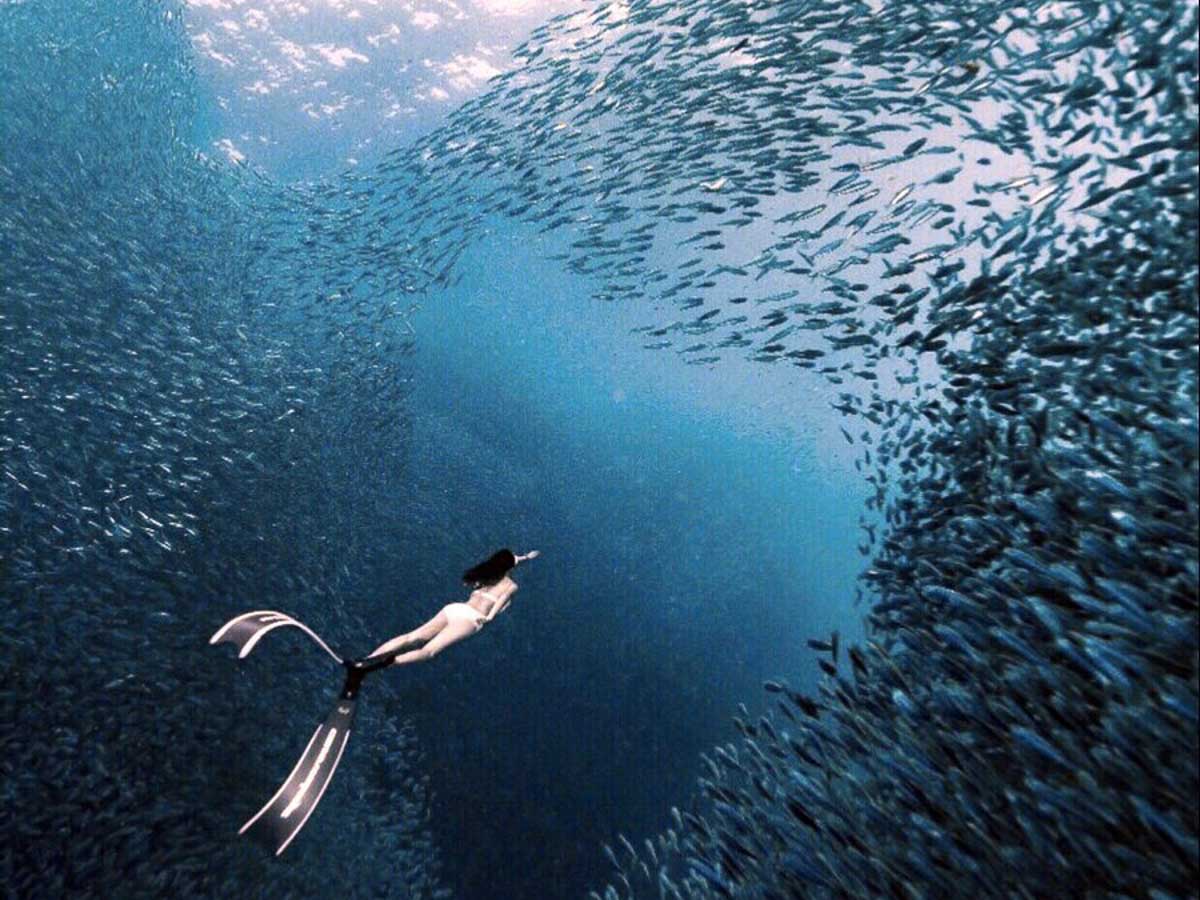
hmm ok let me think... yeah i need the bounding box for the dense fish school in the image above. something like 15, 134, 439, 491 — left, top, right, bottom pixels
2, 2, 444, 897
3, 0, 1197, 897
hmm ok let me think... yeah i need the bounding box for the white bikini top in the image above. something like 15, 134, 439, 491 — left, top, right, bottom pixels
471, 578, 515, 611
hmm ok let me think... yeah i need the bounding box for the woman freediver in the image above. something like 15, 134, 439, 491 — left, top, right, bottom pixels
367, 547, 540, 665
209, 546, 540, 855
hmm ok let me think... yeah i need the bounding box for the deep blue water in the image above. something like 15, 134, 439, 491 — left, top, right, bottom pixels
356, 219, 868, 897
2, 1, 1196, 899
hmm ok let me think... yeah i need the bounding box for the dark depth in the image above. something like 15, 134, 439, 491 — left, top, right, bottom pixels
1, 1, 1196, 899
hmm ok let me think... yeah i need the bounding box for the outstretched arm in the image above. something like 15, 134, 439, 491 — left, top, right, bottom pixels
483, 550, 536, 621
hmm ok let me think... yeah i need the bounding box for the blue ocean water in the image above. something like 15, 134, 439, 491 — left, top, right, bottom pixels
402, 227, 866, 894
2, 1, 1196, 899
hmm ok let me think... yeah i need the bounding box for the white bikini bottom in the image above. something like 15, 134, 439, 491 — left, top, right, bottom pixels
443, 603, 485, 630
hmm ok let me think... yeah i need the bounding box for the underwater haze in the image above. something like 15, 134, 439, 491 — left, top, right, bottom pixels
2, 1, 1197, 899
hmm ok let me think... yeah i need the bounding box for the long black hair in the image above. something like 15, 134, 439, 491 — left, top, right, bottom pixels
462, 549, 516, 587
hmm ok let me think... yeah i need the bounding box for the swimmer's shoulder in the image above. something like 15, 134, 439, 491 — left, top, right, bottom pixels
474, 575, 517, 601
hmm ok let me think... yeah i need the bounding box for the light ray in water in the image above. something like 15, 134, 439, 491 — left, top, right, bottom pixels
1, 0, 1195, 897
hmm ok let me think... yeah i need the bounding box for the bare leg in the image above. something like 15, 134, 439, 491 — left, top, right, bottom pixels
370, 611, 447, 658
390, 618, 479, 666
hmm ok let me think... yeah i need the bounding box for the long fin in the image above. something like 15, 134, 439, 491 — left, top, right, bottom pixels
239, 696, 357, 855
210, 610, 343, 664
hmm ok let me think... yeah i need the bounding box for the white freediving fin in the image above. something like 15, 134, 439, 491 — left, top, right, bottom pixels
209, 610, 343, 664
238, 695, 357, 855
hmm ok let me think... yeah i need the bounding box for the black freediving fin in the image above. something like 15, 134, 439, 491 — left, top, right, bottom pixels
209, 610, 343, 664
212, 609, 404, 855
235, 656, 395, 855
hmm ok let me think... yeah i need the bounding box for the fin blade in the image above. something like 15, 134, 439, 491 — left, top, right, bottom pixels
240, 698, 358, 855
210, 610, 293, 656
210, 610, 343, 664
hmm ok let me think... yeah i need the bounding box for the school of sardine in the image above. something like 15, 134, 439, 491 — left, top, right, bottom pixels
2, 2, 444, 897
2, 0, 1196, 896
